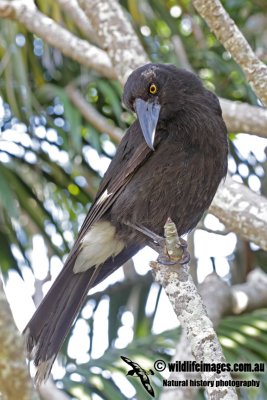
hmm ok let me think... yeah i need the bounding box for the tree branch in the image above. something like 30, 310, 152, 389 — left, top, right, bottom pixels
78, 0, 149, 84
192, 0, 267, 106
66, 84, 123, 144
195, 268, 267, 319
210, 175, 267, 251
0, 0, 115, 79
231, 268, 267, 314
55, 0, 101, 46
152, 219, 237, 400
220, 98, 267, 138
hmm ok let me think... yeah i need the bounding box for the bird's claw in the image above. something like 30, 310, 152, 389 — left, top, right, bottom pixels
157, 254, 177, 265
178, 248, 190, 265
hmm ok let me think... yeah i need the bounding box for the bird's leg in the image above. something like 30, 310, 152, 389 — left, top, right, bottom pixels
125, 222, 165, 249
125, 222, 176, 265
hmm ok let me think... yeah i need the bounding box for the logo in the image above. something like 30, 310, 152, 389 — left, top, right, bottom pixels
121, 356, 155, 397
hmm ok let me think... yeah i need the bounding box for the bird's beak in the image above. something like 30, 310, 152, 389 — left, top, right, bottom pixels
134, 98, 161, 151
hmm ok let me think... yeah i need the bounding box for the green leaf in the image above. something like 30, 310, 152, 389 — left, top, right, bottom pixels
96, 80, 122, 123
0, 227, 19, 276
0, 164, 18, 218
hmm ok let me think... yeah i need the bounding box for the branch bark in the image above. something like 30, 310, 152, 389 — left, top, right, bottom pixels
0, 0, 115, 79
210, 175, 267, 251
78, 0, 149, 84
152, 219, 237, 400
66, 84, 123, 144
220, 98, 267, 138
193, 0, 267, 106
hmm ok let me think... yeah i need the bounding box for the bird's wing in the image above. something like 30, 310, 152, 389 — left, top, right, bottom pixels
67, 123, 152, 260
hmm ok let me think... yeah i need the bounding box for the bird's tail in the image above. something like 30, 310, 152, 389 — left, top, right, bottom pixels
24, 261, 96, 385
23, 244, 141, 385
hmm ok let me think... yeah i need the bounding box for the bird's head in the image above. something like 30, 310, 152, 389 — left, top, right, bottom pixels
123, 63, 208, 150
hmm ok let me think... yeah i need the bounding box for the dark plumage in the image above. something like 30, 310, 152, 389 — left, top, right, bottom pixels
24, 63, 228, 383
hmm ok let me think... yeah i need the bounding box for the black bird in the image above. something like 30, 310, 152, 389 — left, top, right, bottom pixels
24, 63, 228, 384
121, 356, 155, 397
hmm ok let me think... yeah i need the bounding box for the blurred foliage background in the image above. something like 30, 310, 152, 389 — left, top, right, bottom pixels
0, 0, 267, 399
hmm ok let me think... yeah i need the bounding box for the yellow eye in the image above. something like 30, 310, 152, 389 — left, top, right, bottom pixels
149, 83, 158, 95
